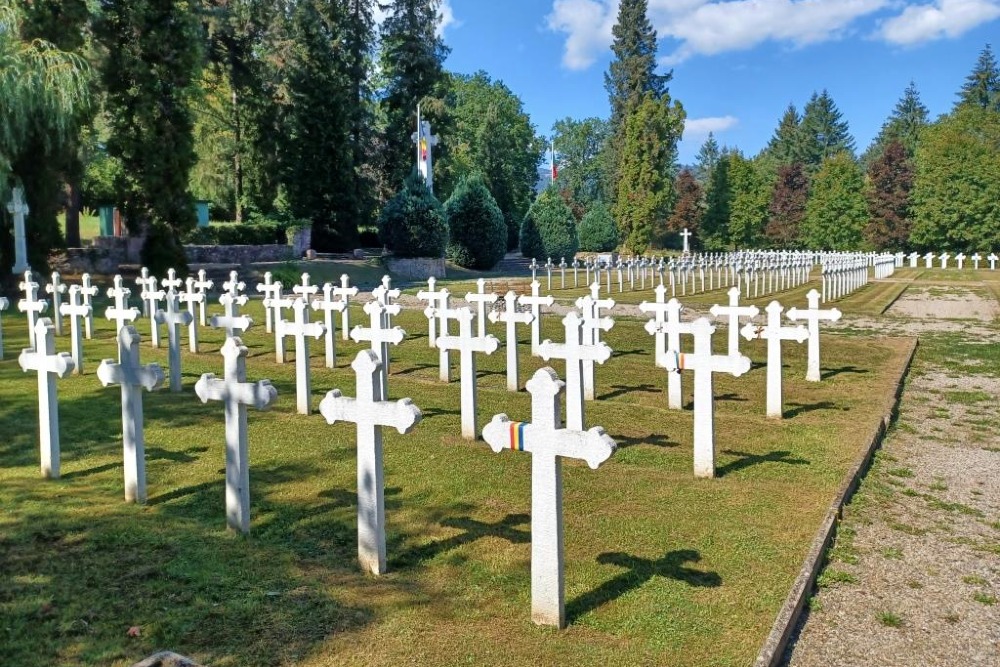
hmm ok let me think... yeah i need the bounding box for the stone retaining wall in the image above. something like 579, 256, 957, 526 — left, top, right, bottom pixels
51, 239, 303, 275
383, 256, 447, 279
185, 244, 294, 264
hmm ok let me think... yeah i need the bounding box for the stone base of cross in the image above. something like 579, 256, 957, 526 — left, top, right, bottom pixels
319, 350, 422, 575
482, 367, 617, 628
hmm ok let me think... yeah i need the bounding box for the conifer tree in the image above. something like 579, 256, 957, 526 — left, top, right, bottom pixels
864, 140, 913, 251
700, 152, 732, 251
763, 104, 805, 167
694, 132, 720, 185
956, 44, 1000, 112
800, 153, 868, 250
800, 90, 856, 170
862, 82, 928, 164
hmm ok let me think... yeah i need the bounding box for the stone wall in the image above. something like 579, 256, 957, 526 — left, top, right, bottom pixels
384, 256, 447, 279
52, 239, 298, 275
185, 244, 294, 264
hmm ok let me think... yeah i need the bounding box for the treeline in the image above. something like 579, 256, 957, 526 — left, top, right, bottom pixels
554, 44, 1000, 256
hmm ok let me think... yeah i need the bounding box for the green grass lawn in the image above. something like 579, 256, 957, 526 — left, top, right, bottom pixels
58, 212, 102, 242
0, 287, 913, 666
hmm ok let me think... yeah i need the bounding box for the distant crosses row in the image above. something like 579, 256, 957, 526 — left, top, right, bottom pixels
904, 251, 1000, 270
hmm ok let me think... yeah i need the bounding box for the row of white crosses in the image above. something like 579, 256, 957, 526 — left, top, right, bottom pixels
905, 251, 1000, 270
820, 254, 869, 302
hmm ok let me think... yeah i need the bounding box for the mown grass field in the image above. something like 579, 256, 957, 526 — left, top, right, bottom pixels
0, 276, 913, 666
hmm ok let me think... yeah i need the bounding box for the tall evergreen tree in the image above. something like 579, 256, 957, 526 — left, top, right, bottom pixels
694, 132, 720, 185
763, 104, 805, 167
800, 90, 855, 170
700, 152, 731, 251
97, 0, 202, 273
661, 168, 702, 249
800, 153, 868, 250
379, 0, 449, 191
612, 92, 685, 253
766, 163, 808, 249
862, 82, 928, 164
864, 140, 914, 251
280, 0, 358, 250
342, 0, 378, 230
956, 44, 1000, 112
726, 153, 771, 249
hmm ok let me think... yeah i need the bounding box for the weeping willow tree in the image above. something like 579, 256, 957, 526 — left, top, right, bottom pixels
0, 0, 91, 273
0, 0, 91, 197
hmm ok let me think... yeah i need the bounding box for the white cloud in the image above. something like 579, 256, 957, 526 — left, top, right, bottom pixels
877, 0, 1000, 45
683, 115, 739, 139
374, 0, 458, 38
546, 0, 891, 68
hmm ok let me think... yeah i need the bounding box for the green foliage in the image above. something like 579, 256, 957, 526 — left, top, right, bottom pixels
444, 173, 506, 269
612, 92, 685, 253
694, 132, 720, 185
182, 218, 301, 246
97, 0, 202, 274
378, 171, 448, 258
763, 104, 807, 167
605, 0, 669, 132
379, 0, 450, 192
956, 44, 1000, 112
662, 168, 702, 249
552, 116, 609, 209
864, 141, 914, 251
910, 105, 1000, 252
801, 153, 869, 250
800, 90, 856, 170
520, 187, 578, 261
766, 163, 808, 249
726, 154, 772, 249
863, 82, 928, 164
441, 72, 542, 251
577, 202, 618, 252
700, 153, 732, 251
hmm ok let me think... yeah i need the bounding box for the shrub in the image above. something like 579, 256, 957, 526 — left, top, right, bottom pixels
577, 202, 618, 252
378, 171, 448, 258
444, 174, 507, 269
519, 187, 578, 261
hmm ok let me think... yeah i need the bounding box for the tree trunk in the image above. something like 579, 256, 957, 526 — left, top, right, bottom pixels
64, 181, 82, 247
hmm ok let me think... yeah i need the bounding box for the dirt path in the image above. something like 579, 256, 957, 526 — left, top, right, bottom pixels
783, 283, 1000, 665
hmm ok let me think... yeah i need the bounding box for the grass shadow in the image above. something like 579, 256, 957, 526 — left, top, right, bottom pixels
784, 401, 841, 418
391, 512, 530, 569
821, 365, 869, 380
612, 432, 679, 449
717, 450, 810, 477
602, 383, 659, 400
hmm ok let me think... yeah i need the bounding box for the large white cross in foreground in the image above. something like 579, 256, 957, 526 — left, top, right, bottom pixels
434, 307, 499, 439
97, 326, 165, 503
657, 318, 750, 478
741, 301, 808, 418
194, 337, 278, 534
319, 350, 422, 575
482, 367, 617, 628
785, 289, 841, 382
18, 318, 74, 478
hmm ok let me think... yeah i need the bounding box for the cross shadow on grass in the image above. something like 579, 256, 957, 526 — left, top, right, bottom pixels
393, 362, 437, 376
602, 383, 659, 400
716, 450, 810, 477
784, 401, 840, 418
821, 365, 869, 380
391, 513, 530, 569
567, 549, 721, 623
612, 432, 679, 449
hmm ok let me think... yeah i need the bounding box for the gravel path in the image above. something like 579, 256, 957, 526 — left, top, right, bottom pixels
783, 284, 1000, 666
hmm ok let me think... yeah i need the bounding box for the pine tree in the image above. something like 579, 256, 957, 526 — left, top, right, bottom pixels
577, 202, 618, 252
766, 163, 808, 249
445, 173, 506, 269
520, 187, 578, 261
726, 154, 771, 249
343, 0, 379, 231
700, 152, 731, 251
661, 168, 702, 249
763, 104, 805, 166
800, 90, 856, 170
956, 44, 1000, 112
694, 132, 720, 185
379, 0, 449, 191
800, 153, 868, 250
98, 0, 202, 273
864, 141, 914, 251
862, 82, 928, 164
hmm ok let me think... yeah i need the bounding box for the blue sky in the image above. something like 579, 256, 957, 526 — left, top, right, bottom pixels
425, 0, 1000, 165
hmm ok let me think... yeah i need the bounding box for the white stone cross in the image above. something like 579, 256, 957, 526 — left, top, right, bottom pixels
521, 280, 554, 356
559, 257, 567, 289
292, 272, 319, 301
96, 326, 165, 503
8, 187, 29, 274
488, 291, 534, 391
741, 301, 808, 418
530, 257, 539, 283
639, 284, 671, 367
79, 274, 99, 340
278, 298, 325, 414
990, 253, 999, 270
105, 275, 140, 338
575, 292, 615, 402
332, 274, 359, 340
45, 272, 67, 336
545, 257, 554, 291
416, 276, 447, 347
538, 311, 612, 431
59, 285, 91, 375
161, 268, 183, 293
18, 318, 74, 478
350, 300, 406, 401
312, 282, 347, 368
194, 337, 278, 534
785, 289, 842, 382
18, 270, 49, 350
319, 350, 422, 575
709, 286, 760, 357
222, 270, 246, 302
179, 277, 205, 353
481, 367, 616, 628
680, 228, 692, 254
939, 252, 950, 269
264, 283, 292, 362
427, 289, 453, 382
434, 307, 500, 439
956, 253, 967, 269
255, 272, 281, 334
642, 294, 689, 410
135, 267, 155, 318
372, 279, 403, 374
193, 270, 214, 326
140, 277, 165, 348
211, 292, 252, 338
465, 278, 498, 339
0, 297, 7, 358
657, 318, 750, 478
923, 252, 935, 269
972, 253, 982, 269
155, 290, 194, 392
908, 251, 919, 268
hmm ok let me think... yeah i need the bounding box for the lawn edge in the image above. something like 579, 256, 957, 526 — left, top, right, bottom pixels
753, 336, 919, 667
